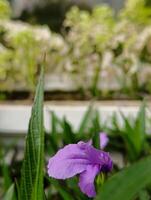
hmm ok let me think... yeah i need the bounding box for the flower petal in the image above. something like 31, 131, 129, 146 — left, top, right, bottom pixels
47, 144, 90, 179
79, 141, 112, 168
100, 132, 109, 149
78, 164, 100, 198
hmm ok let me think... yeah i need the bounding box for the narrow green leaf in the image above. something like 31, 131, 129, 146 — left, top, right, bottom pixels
2, 161, 12, 192
134, 102, 146, 154
3, 184, 15, 200
49, 112, 60, 153
111, 113, 119, 131
0, 149, 12, 192
51, 111, 57, 136
62, 117, 75, 144
95, 155, 151, 200
77, 105, 93, 137
92, 110, 101, 149
20, 67, 44, 200
120, 103, 146, 161
15, 179, 21, 200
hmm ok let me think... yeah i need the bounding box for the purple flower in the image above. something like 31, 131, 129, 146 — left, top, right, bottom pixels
100, 132, 109, 149
47, 133, 112, 198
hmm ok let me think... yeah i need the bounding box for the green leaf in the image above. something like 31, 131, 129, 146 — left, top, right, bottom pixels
92, 110, 101, 149
49, 112, 60, 153
77, 105, 93, 137
66, 178, 88, 200
62, 117, 75, 144
51, 111, 58, 136
53, 181, 74, 200
48, 178, 74, 200
3, 184, 15, 200
20, 67, 44, 200
2, 160, 12, 192
15, 179, 21, 200
133, 102, 146, 155
138, 190, 150, 200
120, 103, 146, 161
95, 155, 151, 200
0, 149, 12, 192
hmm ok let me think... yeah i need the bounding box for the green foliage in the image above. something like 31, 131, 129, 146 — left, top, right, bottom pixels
3, 184, 15, 200
92, 110, 102, 149
1, 101, 151, 199
10, 29, 46, 89
0, 22, 51, 90
111, 103, 146, 161
2, 160, 12, 192
44, 103, 151, 199
122, 103, 146, 161
95, 155, 151, 200
62, 117, 76, 144
77, 105, 93, 138
1, 1, 151, 97
0, 0, 11, 19
20, 67, 44, 199
0, 148, 12, 197
120, 0, 151, 24
138, 190, 150, 200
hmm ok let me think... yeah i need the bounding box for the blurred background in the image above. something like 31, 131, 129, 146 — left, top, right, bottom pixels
11, 0, 124, 31
1, 0, 151, 199
1, 0, 151, 100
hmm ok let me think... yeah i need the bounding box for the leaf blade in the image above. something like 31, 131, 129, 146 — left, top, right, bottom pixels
95, 155, 151, 200
20, 67, 44, 200
3, 184, 15, 200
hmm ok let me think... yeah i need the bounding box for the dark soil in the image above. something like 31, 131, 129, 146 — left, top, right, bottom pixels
0, 90, 151, 101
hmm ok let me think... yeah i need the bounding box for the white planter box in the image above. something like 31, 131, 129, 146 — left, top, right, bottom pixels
0, 101, 150, 135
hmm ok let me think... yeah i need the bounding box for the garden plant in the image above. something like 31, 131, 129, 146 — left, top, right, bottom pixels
1, 68, 151, 199
1, 0, 151, 99
1, 0, 151, 199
